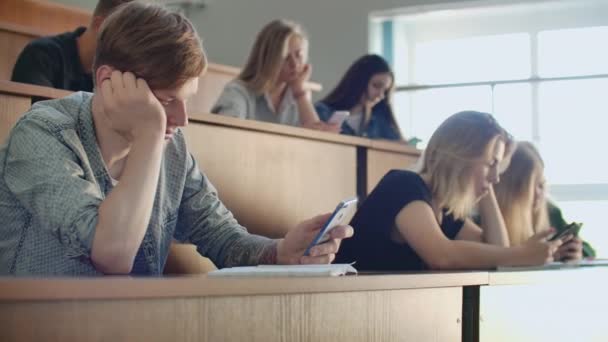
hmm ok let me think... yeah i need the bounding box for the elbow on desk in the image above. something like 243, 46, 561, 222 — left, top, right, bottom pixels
91, 245, 135, 275
425, 252, 458, 271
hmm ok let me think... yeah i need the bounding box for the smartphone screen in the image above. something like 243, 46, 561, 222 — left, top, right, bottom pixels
328, 111, 349, 126
549, 224, 578, 241
303, 197, 358, 256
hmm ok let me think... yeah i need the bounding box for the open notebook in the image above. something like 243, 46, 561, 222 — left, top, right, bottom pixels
208, 264, 358, 277
496, 259, 608, 272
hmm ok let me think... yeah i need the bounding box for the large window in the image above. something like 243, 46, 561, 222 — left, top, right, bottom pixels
372, 0, 608, 255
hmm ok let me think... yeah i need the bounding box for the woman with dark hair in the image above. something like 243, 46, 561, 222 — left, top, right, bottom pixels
315, 54, 403, 140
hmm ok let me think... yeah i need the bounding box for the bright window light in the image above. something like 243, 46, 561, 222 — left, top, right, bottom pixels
408, 86, 491, 146
415, 34, 530, 84
493, 83, 533, 141
539, 26, 608, 77
539, 79, 608, 185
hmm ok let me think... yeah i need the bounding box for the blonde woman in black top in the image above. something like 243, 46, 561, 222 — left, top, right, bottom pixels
336, 111, 562, 271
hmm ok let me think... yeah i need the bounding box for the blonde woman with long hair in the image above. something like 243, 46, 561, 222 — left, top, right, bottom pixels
495, 142, 588, 261
335, 111, 562, 270
212, 19, 339, 132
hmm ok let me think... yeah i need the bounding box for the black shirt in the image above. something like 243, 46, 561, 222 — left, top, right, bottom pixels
11, 27, 93, 92
335, 170, 465, 271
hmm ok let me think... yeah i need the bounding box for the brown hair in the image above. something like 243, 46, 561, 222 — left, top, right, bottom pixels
93, 0, 133, 17
495, 142, 550, 245
419, 111, 514, 220
238, 19, 307, 94
93, 2, 207, 89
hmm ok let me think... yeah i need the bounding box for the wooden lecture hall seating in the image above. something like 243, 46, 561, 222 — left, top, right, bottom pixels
0, 1, 606, 342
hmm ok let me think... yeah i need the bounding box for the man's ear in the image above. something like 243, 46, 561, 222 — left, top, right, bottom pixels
91, 15, 105, 32
95, 65, 114, 88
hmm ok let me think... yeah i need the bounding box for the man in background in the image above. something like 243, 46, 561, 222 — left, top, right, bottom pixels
11, 0, 133, 92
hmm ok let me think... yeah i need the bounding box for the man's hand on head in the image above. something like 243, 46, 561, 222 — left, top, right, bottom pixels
99, 70, 166, 142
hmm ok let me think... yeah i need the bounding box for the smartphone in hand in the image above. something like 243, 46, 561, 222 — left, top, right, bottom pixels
328, 111, 349, 126
549, 222, 581, 242
304, 197, 358, 256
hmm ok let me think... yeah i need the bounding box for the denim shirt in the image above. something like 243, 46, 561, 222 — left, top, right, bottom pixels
0, 92, 273, 276
315, 101, 401, 140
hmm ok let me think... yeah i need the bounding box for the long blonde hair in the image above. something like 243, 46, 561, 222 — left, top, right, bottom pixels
238, 19, 307, 94
495, 142, 550, 245
420, 111, 513, 220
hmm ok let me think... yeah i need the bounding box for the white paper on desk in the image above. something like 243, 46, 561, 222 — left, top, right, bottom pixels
208, 264, 357, 277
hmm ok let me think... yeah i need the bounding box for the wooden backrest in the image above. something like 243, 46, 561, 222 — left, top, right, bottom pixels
0, 0, 90, 34
0, 23, 41, 80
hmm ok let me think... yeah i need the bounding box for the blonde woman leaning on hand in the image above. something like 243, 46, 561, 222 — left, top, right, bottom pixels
212, 19, 339, 133
495, 141, 592, 262
335, 111, 563, 271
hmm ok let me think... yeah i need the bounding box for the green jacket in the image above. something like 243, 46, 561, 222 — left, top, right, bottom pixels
548, 201, 596, 258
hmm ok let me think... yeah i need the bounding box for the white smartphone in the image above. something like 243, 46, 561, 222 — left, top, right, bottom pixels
304, 197, 358, 256
327, 110, 349, 126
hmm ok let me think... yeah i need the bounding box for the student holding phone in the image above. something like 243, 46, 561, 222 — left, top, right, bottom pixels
494, 141, 595, 261
211, 19, 339, 133
0, 3, 353, 276
335, 111, 562, 271
315, 54, 403, 141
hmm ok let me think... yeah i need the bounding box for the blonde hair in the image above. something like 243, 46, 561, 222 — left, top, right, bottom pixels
495, 142, 550, 245
238, 19, 307, 94
420, 111, 513, 220
93, 2, 207, 89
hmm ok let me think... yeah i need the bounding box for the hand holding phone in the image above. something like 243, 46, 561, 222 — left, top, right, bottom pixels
549, 222, 581, 242
304, 197, 358, 256
327, 110, 349, 126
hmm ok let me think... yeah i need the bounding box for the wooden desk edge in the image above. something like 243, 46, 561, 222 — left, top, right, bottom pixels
0, 21, 46, 37
0, 272, 489, 301
369, 139, 421, 155
189, 112, 373, 147
0, 80, 73, 99
0, 82, 418, 156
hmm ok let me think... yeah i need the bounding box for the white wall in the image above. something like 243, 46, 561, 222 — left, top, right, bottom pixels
51, 0, 462, 97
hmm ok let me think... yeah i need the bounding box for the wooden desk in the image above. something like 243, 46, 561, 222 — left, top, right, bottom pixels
185, 113, 365, 237
0, 80, 71, 141
0, 0, 89, 34
0, 272, 487, 342
364, 140, 421, 195
474, 268, 608, 342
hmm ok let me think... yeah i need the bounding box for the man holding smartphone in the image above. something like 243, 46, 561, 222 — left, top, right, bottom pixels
0, 2, 353, 275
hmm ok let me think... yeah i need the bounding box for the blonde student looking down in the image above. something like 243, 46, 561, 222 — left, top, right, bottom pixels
211, 19, 339, 133
494, 141, 595, 262
335, 111, 562, 271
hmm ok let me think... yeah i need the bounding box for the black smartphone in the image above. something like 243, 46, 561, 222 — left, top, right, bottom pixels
549, 223, 580, 241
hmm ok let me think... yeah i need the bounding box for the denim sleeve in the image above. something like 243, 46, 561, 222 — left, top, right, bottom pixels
210, 81, 250, 120
314, 101, 333, 122
3, 117, 102, 259
176, 153, 275, 268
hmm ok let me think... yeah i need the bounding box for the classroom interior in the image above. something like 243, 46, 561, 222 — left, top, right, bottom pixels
0, 0, 607, 341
